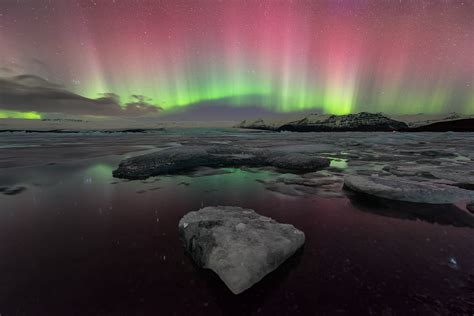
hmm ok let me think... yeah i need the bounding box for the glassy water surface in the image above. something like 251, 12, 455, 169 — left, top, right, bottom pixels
0, 130, 473, 315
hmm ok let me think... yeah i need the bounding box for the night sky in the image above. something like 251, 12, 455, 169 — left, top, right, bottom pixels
0, 0, 473, 118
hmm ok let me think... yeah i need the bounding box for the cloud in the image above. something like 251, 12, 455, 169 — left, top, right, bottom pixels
157, 97, 317, 121
0, 67, 15, 76
0, 74, 162, 116
124, 95, 163, 115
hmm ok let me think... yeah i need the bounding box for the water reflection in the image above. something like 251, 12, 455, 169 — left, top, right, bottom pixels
346, 190, 474, 228
329, 158, 348, 169
0, 133, 473, 314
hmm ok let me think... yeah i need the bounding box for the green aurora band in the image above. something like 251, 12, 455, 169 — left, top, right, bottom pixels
0, 1, 473, 117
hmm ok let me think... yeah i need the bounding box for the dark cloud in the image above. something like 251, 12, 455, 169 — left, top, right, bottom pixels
0, 62, 23, 76
28, 58, 55, 81
158, 97, 317, 121
124, 95, 163, 115
0, 67, 15, 76
0, 74, 162, 116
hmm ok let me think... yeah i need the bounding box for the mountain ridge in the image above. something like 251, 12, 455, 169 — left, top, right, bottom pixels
236, 112, 474, 132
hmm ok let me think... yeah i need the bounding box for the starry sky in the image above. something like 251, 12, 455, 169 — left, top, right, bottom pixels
0, 0, 473, 119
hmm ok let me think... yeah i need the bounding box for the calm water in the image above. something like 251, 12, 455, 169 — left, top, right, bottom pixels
0, 131, 473, 315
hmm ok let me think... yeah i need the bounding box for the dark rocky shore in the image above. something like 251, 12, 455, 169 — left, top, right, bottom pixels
236, 112, 474, 132
408, 118, 474, 132
278, 112, 408, 132
0, 128, 165, 134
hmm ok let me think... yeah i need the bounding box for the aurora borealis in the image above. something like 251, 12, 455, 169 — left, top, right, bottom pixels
0, 0, 473, 117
